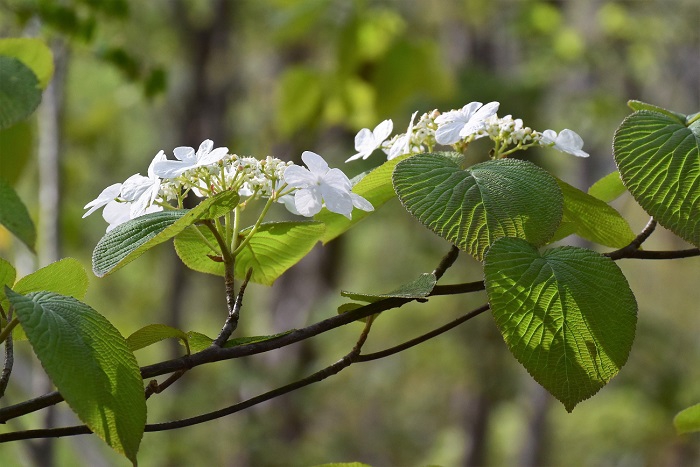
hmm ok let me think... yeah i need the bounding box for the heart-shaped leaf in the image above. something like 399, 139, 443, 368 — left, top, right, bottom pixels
393, 153, 562, 260
6, 289, 146, 463
484, 237, 637, 411
92, 190, 239, 277
613, 108, 700, 247
174, 221, 325, 285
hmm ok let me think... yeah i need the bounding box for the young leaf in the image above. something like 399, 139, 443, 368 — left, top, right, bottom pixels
614, 109, 700, 247
0, 178, 36, 251
0, 56, 42, 130
6, 289, 146, 463
127, 324, 190, 354
315, 154, 411, 243
0, 38, 54, 89
484, 237, 637, 412
341, 272, 436, 303
393, 153, 563, 261
92, 190, 239, 277
174, 221, 325, 286
551, 179, 636, 248
0, 257, 16, 307
674, 402, 700, 434
626, 100, 685, 123
186, 330, 293, 353
587, 171, 627, 202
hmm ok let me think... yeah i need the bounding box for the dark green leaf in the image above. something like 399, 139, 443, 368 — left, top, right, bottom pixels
613, 110, 700, 247
0, 56, 42, 130
0, 38, 54, 89
0, 177, 36, 251
0, 120, 33, 185
484, 238, 637, 411
92, 190, 239, 277
6, 289, 145, 463
393, 153, 562, 260
0, 257, 16, 308
341, 273, 436, 303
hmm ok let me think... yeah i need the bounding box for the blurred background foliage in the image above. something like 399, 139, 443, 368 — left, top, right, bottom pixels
0, 0, 699, 465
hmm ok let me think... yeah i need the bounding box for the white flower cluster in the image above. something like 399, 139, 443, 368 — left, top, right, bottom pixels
84, 140, 372, 232
347, 101, 589, 162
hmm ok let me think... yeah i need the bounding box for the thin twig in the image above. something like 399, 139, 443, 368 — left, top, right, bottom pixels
605, 218, 656, 260
432, 245, 460, 280
0, 281, 487, 424
144, 370, 187, 400
0, 309, 14, 399
610, 248, 700, 260
213, 268, 252, 347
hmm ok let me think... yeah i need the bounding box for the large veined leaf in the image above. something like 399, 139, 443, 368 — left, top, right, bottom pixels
174, 221, 325, 285
484, 237, 637, 411
92, 190, 239, 277
613, 107, 700, 247
0, 38, 54, 89
393, 153, 563, 260
0, 56, 41, 130
0, 178, 36, 251
6, 290, 146, 463
551, 179, 636, 248
315, 154, 410, 243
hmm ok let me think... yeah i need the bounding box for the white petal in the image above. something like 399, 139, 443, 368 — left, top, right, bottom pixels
197, 146, 228, 166
103, 201, 131, 230
294, 187, 323, 217
345, 152, 366, 163
83, 183, 122, 217
173, 146, 196, 163
284, 165, 317, 187
197, 139, 214, 156
557, 129, 589, 157
153, 160, 190, 179
322, 168, 352, 190
121, 174, 150, 201
540, 129, 557, 144
301, 151, 330, 175
279, 194, 300, 215
388, 134, 408, 160
435, 120, 466, 145
350, 192, 374, 212
354, 128, 376, 154
147, 150, 167, 178
472, 101, 500, 121
372, 119, 393, 142
320, 184, 353, 219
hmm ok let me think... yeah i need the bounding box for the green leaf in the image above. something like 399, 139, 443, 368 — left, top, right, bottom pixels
0, 120, 34, 185
315, 154, 410, 243
484, 238, 637, 411
276, 66, 324, 137
0, 56, 42, 130
551, 179, 636, 248
0, 38, 54, 89
6, 289, 146, 463
626, 100, 685, 123
674, 403, 700, 434
92, 190, 239, 277
341, 273, 436, 303
0, 177, 36, 251
587, 171, 627, 202
0, 257, 16, 308
186, 330, 292, 353
613, 110, 700, 247
127, 324, 190, 354
393, 153, 563, 261
174, 221, 325, 286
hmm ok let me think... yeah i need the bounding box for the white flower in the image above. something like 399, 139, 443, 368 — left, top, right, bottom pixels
121, 150, 166, 218
83, 183, 122, 218
153, 139, 229, 178
388, 111, 418, 160
102, 200, 131, 232
284, 151, 373, 219
346, 119, 393, 162
435, 101, 500, 145
540, 129, 589, 158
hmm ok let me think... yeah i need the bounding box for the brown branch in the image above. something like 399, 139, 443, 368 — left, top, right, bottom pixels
432, 245, 459, 280
144, 370, 187, 400
213, 268, 251, 347
605, 218, 657, 260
